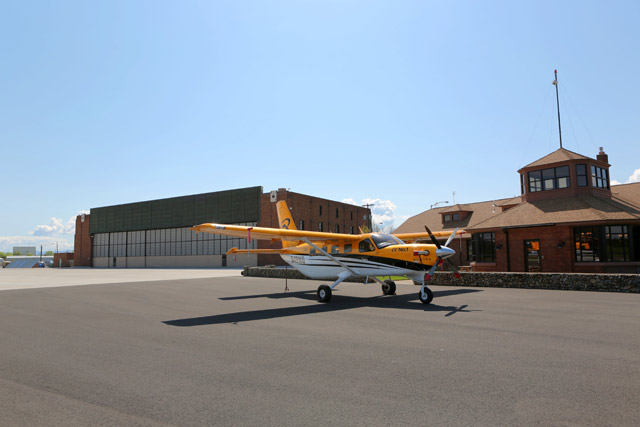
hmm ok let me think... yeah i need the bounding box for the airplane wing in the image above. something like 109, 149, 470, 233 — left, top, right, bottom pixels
393, 230, 465, 243
191, 223, 363, 244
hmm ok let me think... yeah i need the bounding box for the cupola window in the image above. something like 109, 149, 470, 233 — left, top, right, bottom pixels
528, 165, 571, 192
591, 165, 609, 189
576, 164, 588, 187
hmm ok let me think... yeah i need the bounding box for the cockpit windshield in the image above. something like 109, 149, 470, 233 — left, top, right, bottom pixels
370, 233, 404, 249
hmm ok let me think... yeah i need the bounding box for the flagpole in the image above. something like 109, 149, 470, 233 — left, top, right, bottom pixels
552, 69, 563, 149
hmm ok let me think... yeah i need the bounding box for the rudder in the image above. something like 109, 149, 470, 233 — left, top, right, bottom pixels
276, 200, 296, 248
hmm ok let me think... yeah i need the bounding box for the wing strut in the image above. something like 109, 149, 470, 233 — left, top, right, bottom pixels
301, 238, 358, 277
300, 238, 388, 288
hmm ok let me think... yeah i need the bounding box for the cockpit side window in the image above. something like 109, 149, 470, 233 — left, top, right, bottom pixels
359, 239, 375, 252
370, 233, 404, 249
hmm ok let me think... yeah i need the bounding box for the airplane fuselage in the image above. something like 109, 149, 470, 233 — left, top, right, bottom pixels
279, 239, 443, 281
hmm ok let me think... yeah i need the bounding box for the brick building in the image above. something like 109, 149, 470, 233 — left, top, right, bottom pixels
74, 187, 370, 268
394, 148, 640, 273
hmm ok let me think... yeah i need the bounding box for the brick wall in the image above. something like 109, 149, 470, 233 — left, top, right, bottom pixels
53, 252, 74, 268
257, 190, 370, 266
73, 215, 92, 266
473, 225, 576, 273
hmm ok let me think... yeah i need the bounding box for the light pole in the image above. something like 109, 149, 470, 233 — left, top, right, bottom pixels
430, 201, 449, 209
362, 203, 375, 231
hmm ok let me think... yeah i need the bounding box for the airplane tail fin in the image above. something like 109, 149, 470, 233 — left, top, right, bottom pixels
276, 200, 297, 248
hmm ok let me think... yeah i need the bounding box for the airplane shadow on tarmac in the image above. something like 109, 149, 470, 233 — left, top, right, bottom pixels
163, 288, 482, 327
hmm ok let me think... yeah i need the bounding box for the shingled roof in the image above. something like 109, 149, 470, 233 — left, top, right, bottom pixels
521, 148, 593, 169
394, 182, 640, 235
467, 183, 640, 231
467, 192, 640, 231
393, 197, 515, 236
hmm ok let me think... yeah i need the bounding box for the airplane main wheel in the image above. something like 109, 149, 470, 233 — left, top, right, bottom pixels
418, 287, 434, 304
382, 279, 396, 295
317, 285, 332, 303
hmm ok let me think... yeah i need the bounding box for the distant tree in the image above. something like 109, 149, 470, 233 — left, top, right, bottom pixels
26, 253, 34, 256
13, 251, 22, 256
0, 252, 5, 260
45, 251, 54, 256
372, 223, 395, 233
359, 224, 371, 234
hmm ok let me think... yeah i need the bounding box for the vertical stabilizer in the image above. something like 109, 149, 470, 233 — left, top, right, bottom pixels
276, 200, 297, 248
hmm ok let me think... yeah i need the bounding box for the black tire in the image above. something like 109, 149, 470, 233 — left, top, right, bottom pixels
418, 287, 434, 304
382, 279, 396, 295
317, 285, 332, 302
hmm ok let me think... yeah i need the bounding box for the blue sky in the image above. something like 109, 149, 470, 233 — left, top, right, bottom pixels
1, 0, 639, 252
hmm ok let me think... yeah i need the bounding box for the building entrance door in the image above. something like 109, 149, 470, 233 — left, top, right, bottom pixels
524, 240, 541, 272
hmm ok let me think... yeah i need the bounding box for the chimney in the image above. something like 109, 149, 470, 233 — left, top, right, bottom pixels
597, 147, 609, 164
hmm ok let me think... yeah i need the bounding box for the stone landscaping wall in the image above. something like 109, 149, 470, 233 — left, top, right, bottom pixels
243, 267, 640, 293
428, 272, 640, 293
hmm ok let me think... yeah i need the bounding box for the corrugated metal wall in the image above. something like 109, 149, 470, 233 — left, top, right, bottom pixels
89, 186, 262, 234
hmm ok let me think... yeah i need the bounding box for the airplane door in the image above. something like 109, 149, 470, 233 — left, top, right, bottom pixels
524, 240, 541, 272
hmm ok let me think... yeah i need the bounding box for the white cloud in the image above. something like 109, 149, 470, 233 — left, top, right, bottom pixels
627, 169, 640, 183
30, 211, 89, 236
613, 169, 640, 185
342, 198, 398, 232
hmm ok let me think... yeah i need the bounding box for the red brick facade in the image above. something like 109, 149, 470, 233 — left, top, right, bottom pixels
472, 224, 640, 274
53, 252, 74, 268
74, 214, 92, 266
257, 189, 371, 265
472, 226, 574, 272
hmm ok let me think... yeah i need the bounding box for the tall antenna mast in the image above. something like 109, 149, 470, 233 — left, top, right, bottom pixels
552, 69, 563, 149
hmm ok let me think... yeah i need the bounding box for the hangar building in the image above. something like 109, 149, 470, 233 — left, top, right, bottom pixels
74, 186, 371, 268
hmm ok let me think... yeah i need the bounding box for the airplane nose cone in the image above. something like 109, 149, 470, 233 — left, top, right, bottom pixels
436, 246, 455, 259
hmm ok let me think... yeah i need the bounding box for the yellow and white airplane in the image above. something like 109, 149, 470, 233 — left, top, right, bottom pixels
191, 201, 462, 304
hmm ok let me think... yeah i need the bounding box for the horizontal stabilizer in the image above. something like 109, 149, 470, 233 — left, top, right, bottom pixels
226, 248, 298, 255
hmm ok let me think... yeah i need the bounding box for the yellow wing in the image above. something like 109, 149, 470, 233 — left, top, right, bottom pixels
191, 223, 363, 245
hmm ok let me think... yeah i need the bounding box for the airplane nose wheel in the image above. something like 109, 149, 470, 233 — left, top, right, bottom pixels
382, 279, 396, 295
418, 287, 433, 304
317, 285, 332, 302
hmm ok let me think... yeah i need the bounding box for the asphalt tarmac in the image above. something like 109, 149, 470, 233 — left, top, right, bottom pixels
1, 271, 639, 426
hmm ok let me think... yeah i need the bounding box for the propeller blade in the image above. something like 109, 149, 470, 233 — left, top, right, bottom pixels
444, 259, 461, 278
424, 258, 440, 281
444, 227, 459, 248
424, 226, 442, 249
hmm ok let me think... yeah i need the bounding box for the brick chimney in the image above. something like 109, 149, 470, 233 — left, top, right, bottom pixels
597, 147, 609, 164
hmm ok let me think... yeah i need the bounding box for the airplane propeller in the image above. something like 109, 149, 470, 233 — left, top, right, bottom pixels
424, 226, 461, 280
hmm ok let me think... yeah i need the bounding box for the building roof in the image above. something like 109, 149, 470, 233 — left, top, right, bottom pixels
5, 256, 54, 268
394, 182, 640, 235
467, 192, 640, 231
440, 204, 473, 214
612, 181, 640, 205
393, 197, 516, 236
521, 148, 593, 169
497, 196, 522, 207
